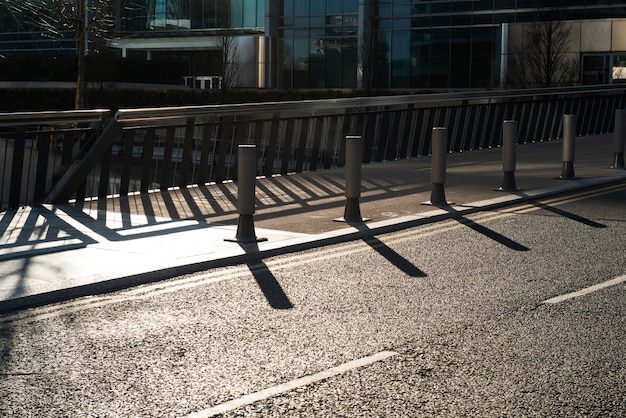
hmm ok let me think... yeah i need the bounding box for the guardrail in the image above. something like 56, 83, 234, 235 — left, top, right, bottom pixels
1, 86, 625, 210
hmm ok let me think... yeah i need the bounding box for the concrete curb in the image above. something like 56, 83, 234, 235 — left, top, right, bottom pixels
2, 171, 624, 314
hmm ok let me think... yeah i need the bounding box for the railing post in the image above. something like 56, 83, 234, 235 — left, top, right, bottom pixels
557, 114, 579, 180
426, 127, 449, 206
611, 109, 625, 169
225, 144, 267, 243
498, 120, 519, 192
335, 135, 370, 222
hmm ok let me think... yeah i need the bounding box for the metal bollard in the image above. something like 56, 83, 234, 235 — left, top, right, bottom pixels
498, 120, 519, 192
611, 109, 625, 169
335, 135, 370, 222
426, 127, 449, 206
557, 114, 579, 180
225, 144, 267, 243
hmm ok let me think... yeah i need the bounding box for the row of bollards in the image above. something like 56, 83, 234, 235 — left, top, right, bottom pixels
226, 110, 626, 242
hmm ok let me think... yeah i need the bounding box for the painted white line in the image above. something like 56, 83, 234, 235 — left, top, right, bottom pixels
185, 351, 399, 418
542, 275, 626, 304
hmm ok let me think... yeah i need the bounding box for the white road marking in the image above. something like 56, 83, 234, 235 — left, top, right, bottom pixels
184, 351, 399, 418
542, 275, 626, 304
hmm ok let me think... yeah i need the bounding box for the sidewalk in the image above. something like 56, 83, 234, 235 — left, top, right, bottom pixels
1, 135, 625, 313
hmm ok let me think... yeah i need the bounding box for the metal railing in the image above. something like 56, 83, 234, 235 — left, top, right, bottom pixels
1, 85, 625, 210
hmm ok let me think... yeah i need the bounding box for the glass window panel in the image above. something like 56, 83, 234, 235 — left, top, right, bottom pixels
294, 0, 308, 16
310, 44, 325, 87
391, 30, 411, 87
243, 0, 256, 27
431, 15, 451, 26
451, 2, 472, 12
294, 17, 308, 26
344, 0, 358, 13
451, 14, 472, 25
280, 38, 293, 88
293, 38, 309, 87
379, 18, 392, 30
431, 2, 451, 13
494, 12, 515, 24
257, 0, 264, 27
473, 0, 493, 11
310, 1, 324, 14
231, 0, 243, 27
393, 18, 411, 29
327, 0, 341, 14
412, 16, 431, 27
310, 16, 325, 25
294, 28, 308, 37
326, 44, 342, 88
412, 3, 430, 14
379, 6, 392, 17
411, 30, 431, 88
394, 4, 411, 14
283, 0, 293, 16
472, 13, 493, 24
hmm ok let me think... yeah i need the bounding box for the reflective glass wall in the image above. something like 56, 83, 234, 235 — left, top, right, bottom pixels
278, 0, 359, 88
276, 0, 626, 89
122, 0, 265, 32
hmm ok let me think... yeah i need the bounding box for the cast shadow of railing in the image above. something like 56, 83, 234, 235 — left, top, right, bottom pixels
73, 163, 427, 234
0, 206, 99, 301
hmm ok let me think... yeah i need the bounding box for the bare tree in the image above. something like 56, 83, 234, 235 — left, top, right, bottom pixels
507, 14, 579, 88
219, 29, 241, 90
217, 0, 241, 92
2, 0, 115, 108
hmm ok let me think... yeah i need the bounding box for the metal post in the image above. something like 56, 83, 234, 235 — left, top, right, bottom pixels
498, 120, 519, 191
557, 114, 579, 180
335, 136, 370, 222
225, 145, 267, 243
426, 127, 449, 206
611, 109, 625, 169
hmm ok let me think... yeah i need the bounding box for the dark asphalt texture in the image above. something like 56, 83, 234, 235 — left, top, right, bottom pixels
1, 183, 624, 417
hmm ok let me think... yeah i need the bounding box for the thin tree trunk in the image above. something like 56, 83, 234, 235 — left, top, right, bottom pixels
75, 0, 86, 109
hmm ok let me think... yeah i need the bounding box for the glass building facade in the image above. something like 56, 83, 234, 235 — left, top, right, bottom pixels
2, 1, 626, 89
274, 0, 626, 89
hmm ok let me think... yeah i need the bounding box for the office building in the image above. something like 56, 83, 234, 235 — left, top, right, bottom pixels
2, 1, 626, 90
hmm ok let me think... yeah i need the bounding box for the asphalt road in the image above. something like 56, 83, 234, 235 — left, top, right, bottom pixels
1, 181, 625, 417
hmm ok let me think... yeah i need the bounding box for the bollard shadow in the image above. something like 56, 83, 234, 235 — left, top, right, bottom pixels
527, 200, 607, 228
348, 223, 427, 278
443, 206, 530, 252
237, 243, 293, 310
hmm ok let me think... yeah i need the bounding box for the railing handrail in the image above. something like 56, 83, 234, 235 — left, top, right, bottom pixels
0, 109, 110, 128
2, 85, 625, 210
0, 85, 623, 127
115, 84, 626, 124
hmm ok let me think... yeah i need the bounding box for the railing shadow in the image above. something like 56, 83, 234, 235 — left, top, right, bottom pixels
0, 206, 97, 262
70, 163, 426, 235
0, 206, 98, 302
